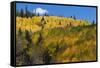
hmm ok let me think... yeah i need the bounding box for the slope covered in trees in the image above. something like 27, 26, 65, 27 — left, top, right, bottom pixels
16, 15, 96, 65
16, 16, 91, 32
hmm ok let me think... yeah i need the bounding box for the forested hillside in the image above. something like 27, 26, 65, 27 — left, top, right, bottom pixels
16, 16, 96, 65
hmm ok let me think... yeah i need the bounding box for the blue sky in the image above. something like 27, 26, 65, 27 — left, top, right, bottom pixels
16, 3, 97, 23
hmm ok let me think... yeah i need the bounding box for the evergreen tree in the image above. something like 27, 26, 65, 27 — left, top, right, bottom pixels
44, 13, 49, 16
16, 10, 20, 16
37, 13, 39, 16
25, 6, 33, 17
70, 16, 73, 18
25, 6, 28, 18
73, 15, 76, 20
32, 13, 35, 17
20, 9, 24, 17
92, 20, 95, 25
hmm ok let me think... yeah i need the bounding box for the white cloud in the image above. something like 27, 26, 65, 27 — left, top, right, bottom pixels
33, 8, 48, 15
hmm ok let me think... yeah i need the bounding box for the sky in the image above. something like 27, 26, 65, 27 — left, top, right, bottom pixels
16, 3, 97, 23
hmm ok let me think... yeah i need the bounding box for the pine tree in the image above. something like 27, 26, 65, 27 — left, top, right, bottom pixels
44, 13, 49, 16
37, 13, 39, 16
70, 16, 73, 18
20, 9, 24, 17
92, 20, 95, 25
25, 6, 28, 18
73, 15, 76, 20
16, 10, 20, 16
25, 6, 33, 17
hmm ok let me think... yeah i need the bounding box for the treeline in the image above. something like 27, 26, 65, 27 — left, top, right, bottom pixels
16, 6, 49, 17
16, 6, 34, 17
